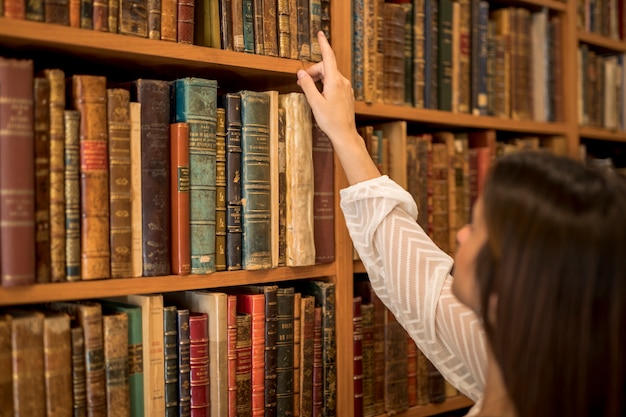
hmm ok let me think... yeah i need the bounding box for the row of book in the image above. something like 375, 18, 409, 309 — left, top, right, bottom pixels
0, 56, 335, 287
353, 0, 563, 122
0, 281, 337, 417
577, 0, 626, 40
0, 0, 331, 60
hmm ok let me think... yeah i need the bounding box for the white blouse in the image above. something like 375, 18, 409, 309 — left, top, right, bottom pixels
340, 175, 487, 414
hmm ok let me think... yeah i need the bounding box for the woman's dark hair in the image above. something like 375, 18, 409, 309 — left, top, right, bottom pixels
475, 150, 626, 417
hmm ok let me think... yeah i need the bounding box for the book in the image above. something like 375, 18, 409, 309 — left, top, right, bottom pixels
309, 0, 322, 61
277, 108, 287, 266
129, 101, 143, 277
41, 311, 73, 417
224, 93, 243, 271
70, 323, 88, 416
373, 121, 408, 189
194, 0, 219, 47
176, 0, 194, 43
406, 336, 417, 406
173, 77, 219, 275
102, 311, 131, 417
383, 308, 408, 413
360, 302, 375, 417
292, 291, 301, 417
131, 79, 171, 276
240, 90, 272, 270
312, 122, 334, 264
226, 295, 237, 417
242, 0, 254, 53
382, 3, 406, 106
177, 308, 192, 417
170, 122, 192, 275
0, 58, 35, 287
163, 305, 179, 417
215, 108, 227, 272
189, 312, 210, 417
107, 87, 133, 278
262, 0, 278, 55
264, 90, 280, 268
311, 306, 322, 417
276, 0, 290, 58
45, 0, 70, 23
252, 0, 264, 54
161, 0, 177, 41
275, 287, 295, 416
231, 0, 244, 51
278, 92, 315, 266
235, 312, 253, 416
72, 75, 111, 281
147, 0, 161, 38
353, 297, 364, 417
299, 295, 315, 417
0, 314, 12, 414
220, 0, 233, 49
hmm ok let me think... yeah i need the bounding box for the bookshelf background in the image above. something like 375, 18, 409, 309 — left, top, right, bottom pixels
1, 0, 626, 415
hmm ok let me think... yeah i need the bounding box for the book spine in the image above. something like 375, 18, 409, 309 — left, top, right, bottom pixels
242, 0, 255, 53
382, 3, 406, 106
129, 102, 142, 277
106, 88, 133, 278
177, 309, 192, 417
160, 0, 177, 41
220, 0, 234, 50
383, 308, 409, 413
103, 312, 130, 417
353, 297, 364, 417
163, 306, 179, 417
232, 0, 244, 51
0, 58, 35, 287
236, 294, 265, 417
215, 108, 228, 272
72, 75, 111, 281
235, 313, 252, 416
277, 108, 286, 267
45, 68, 68, 283
406, 336, 417, 407
226, 295, 238, 417
240, 90, 272, 270
80, 0, 93, 28
311, 306, 322, 417
262, 0, 278, 56
292, 292, 301, 417
437, 0, 453, 111
176, 0, 194, 44
276, 287, 295, 417
92, 0, 108, 31
147, 0, 161, 38
108, 0, 118, 32
174, 77, 218, 275
71, 322, 88, 416
0, 315, 13, 415
189, 312, 211, 417
43, 313, 73, 417
252, 0, 264, 54
360, 303, 375, 417
170, 122, 192, 275
277, 0, 290, 58
4, 0, 26, 17
288, 0, 298, 58
224, 93, 243, 271
299, 295, 314, 417
309, 0, 321, 61
312, 122, 334, 264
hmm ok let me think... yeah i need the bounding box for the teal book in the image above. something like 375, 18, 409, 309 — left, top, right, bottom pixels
98, 299, 145, 417
242, 0, 255, 53
239, 90, 272, 270
174, 77, 218, 275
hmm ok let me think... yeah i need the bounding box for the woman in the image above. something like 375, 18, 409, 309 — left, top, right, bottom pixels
297, 31, 626, 416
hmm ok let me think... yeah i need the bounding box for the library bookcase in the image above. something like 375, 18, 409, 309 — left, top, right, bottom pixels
1, 0, 625, 415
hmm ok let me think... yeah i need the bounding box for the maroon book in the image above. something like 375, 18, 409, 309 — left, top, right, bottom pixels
190, 312, 210, 417
312, 122, 335, 264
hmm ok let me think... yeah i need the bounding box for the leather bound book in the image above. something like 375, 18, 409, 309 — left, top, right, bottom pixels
235, 293, 265, 417
312, 122, 334, 264
147, 0, 161, 38
129, 102, 142, 278
43, 68, 67, 283
7, 309, 46, 417
170, 122, 192, 275
161, 0, 177, 41
309, 0, 322, 61
252, 0, 264, 54
64, 109, 82, 281
107, 88, 133, 278
296, 0, 310, 60
70, 323, 88, 417
311, 306, 322, 417
102, 311, 131, 417
0, 314, 13, 415
360, 302, 375, 417
177, 308, 192, 417
131, 79, 171, 276
0, 58, 35, 287
320, 0, 329, 42
278, 92, 315, 267
99, 300, 146, 417
383, 308, 408, 413
173, 77, 218, 275
119, 0, 148, 37
231, 0, 244, 51
80, 0, 93, 29
224, 93, 243, 271
220, 0, 233, 50
276, 287, 295, 417
26, 0, 45, 20
277, 108, 286, 266
299, 295, 314, 417
239, 91, 272, 270
215, 108, 228, 272
277, 0, 290, 58
193, 0, 219, 47
426, 356, 446, 404
92, 0, 108, 30
430, 141, 450, 254
108, 0, 118, 32
72, 75, 111, 281
34, 76, 52, 284
264, 90, 279, 268
42, 311, 73, 417
262, 0, 278, 56
288, 0, 298, 59
69, 0, 80, 26
292, 292, 301, 417
382, 3, 406, 106
226, 295, 237, 417
163, 306, 179, 417
242, 0, 254, 53
189, 312, 210, 417
353, 297, 364, 417
235, 312, 252, 417
4, 0, 26, 17
176, 0, 194, 44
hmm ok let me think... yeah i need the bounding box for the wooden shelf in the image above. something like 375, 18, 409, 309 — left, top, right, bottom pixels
389, 395, 475, 417
498, 0, 566, 11
579, 126, 626, 143
0, 263, 336, 307
355, 102, 569, 135
354, 260, 366, 274
578, 30, 626, 52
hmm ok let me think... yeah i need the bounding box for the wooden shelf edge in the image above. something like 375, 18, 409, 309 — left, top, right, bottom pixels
578, 30, 626, 52
0, 263, 336, 306
579, 125, 626, 142
388, 395, 475, 417
353, 260, 366, 274
513, 0, 566, 11
355, 102, 569, 135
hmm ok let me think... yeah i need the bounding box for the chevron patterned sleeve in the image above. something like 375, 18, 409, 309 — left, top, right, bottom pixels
340, 175, 487, 401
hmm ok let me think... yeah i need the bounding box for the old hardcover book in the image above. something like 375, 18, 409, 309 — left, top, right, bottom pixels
252, 0, 264, 54
277, 0, 290, 57
224, 93, 243, 270
189, 312, 210, 417
373, 121, 408, 189
173, 77, 218, 275
235, 312, 252, 416
72, 75, 111, 281
360, 302, 375, 417
406, 336, 417, 407
42, 311, 73, 417
320, 0, 329, 41
44, 68, 68, 283
147, 0, 161, 38
309, 0, 321, 61
240, 90, 272, 270
108, 0, 118, 32
430, 140, 450, 254
262, 0, 278, 55
288, 0, 298, 58
0, 58, 35, 287
92, 0, 108, 31
170, 122, 192, 275
0, 314, 12, 415
242, 0, 254, 53
129, 102, 142, 277
163, 306, 179, 417
312, 122, 334, 264
292, 292, 301, 417
102, 311, 131, 417
298, 294, 314, 417
278, 92, 315, 266
220, 0, 233, 49
264, 90, 280, 268
131, 79, 171, 276
226, 295, 237, 417
34, 76, 52, 284
177, 308, 192, 417
231, 0, 245, 51
195, 0, 219, 46
382, 3, 406, 106
406, 134, 432, 233
277, 108, 286, 266
70, 323, 88, 417
107, 88, 133, 278
437, 0, 452, 111
80, 0, 93, 28
176, 0, 194, 43
353, 297, 364, 417
215, 108, 228, 272
276, 287, 295, 416
427, 357, 446, 403
161, 0, 177, 40
311, 306, 322, 417
45, 0, 69, 23
98, 300, 145, 417
383, 309, 408, 413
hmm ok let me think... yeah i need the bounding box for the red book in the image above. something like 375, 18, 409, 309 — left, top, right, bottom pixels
226, 294, 237, 417
0, 58, 35, 287
312, 122, 335, 264
236, 293, 265, 417
311, 306, 323, 417
190, 312, 210, 417
170, 122, 191, 275
353, 297, 364, 417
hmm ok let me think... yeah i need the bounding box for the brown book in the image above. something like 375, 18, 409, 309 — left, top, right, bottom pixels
107, 88, 133, 278
69, 0, 80, 26
42, 311, 73, 417
231, 0, 244, 51
406, 336, 417, 407
427, 357, 446, 404
163, 305, 178, 417
64, 109, 82, 281
415, 346, 429, 406
220, 0, 233, 50
224, 92, 243, 271
161, 0, 178, 41
25, 0, 43, 19
108, 0, 118, 32
44, 69, 68, 283
312, 122, 334, 264
276, 287, 295, 417
4, 0, 26, 17
353, 297, 364, 417
226, 295, 237, 417
92, 0, 109, 30
44, 0, 70, 26
277, 0, 290, 58
360, 302, 375, 417
309, 0, 321, 61
119, 0, 148, 36
383, 308, 408, 413
34, 76, 52, 284
262, 0, 278, 56
170, 122, 191, 275
0, 314, 12, 415
0, 58, 35, 287
72, 75, 111, 281
71, 323, 88, 417
252, 0, 264, 54
235, 312, 252, 416
147, 0, 161, 38
277, 107, 286, 267
311, 306, 322, 417
103, 311, 131, 417
288, 0, 298, 59
189, 312, 210, 416
177, 308, 191, 417
292, 292, 301, 417
215, 108, 227, 272
430, 140, 450, 254
382, 3, 406, 106
299, 294, 314, 417
296, 0, 310, 60
129, 102, 142, 278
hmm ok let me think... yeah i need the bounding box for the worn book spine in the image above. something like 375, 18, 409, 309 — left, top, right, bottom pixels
231, 0, 245, 51
277, 108, 286, 266
0, 58, 35, 287
265, 90, 279, 269
292, 292, 301, 417
189, 312, 211, 417
72, 75, 111, 281
309, 0, 321, 61
252, 0, 264, 54
353, 297, 364, 417
276, 287, 295, 417
312, 122, 334, 264
128, 102, 142, 277
163, 306, 179, 417
299, 295, 314, 417
108, 0, 118, 32
147, 0, 161, 38
437, 0, 452, 111
176, 0, 194, 44
360, 302, 375, 417
235, 313, 252, 417
174, 77, 218, 275
34, 76, 52, 284
170, 122, 192, 275
406, 336, 417, 407
42, 312, 73, 417
71, 324, 88, 417
28, 0, 45, 19
319, 0, 329, 41
177, 308, 192, 417
277, 0, 290, 58
44, 68, 67, 283
160, 0, 177, 41
262, 0, 278, 55
107, 88, 133, 278
69, 0, 80, 26
0, 315, 13, 415
80, 0, 93, 28
226, 295, 238, 417
92, 0, 108, 30
103, 312, 130, 417
288, 0, 298, 59
240, 90, 272, 270
236, 293, 265, 417
242, 0, 254, 53
220, 0, 233, 49
383, 308, 409, 413
131, 79, 171, 276
224, 93, 243, 271
215, 108, 228, 272
296, 0, 310, 60
311, 306, 322, 417
382, 3, 406, 106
